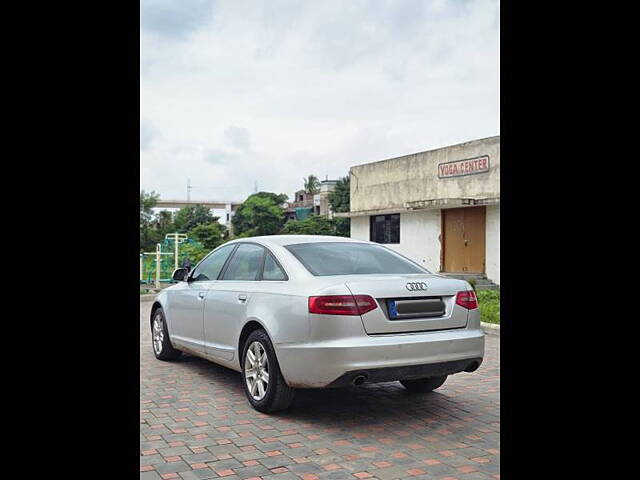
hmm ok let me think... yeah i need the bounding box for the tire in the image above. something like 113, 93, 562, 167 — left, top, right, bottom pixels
400, 375, 448, 393
241, 329, 295, 413
151, 308, 181, 361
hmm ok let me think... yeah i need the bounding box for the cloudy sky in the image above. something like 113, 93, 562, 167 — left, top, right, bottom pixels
140, 0, 499, 203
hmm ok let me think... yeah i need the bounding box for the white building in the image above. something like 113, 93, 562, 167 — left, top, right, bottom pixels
337, 136, 500, 285
152, 199, 241, 227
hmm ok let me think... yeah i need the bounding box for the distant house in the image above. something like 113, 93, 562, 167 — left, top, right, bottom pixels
283, 179, 339, 221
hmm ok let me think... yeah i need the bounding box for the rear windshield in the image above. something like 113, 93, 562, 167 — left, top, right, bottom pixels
285, 242, 427, 276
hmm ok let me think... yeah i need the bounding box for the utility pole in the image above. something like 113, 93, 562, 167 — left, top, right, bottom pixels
187, 178, 192, 202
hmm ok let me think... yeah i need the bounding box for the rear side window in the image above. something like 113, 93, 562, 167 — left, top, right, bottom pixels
285, 242, 426, 276
191, 243, 236, 282
222, 244, 265, 281
262, 253, 287, 281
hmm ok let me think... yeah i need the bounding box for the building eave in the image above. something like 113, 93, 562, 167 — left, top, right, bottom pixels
334, 197, 500, 218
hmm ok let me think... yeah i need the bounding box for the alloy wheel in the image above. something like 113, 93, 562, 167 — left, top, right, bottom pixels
244, 341, 269, 401
152, 315, 164, 355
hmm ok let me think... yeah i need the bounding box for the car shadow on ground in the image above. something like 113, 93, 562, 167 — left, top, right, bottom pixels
176, 353, 475, 425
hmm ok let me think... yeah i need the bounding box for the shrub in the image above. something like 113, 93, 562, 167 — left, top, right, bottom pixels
476, 289, 500, 324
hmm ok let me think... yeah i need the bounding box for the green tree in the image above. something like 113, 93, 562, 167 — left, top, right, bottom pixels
280, 215, 338, 236
254, 191, 288, 206
303, 174, 320, 194
173, 205, 215, 233
328, 176, 351, 237
154, 210, 174, 236
328, 176, 350, 212
188, 222, 226, 250
179, 240, 211, 265
334, 217, 350, 237
140, 190, 159, 221
140, 190, 161, 251
232, 192, 286, 237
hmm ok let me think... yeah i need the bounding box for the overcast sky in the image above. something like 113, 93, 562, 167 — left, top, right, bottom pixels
140, 0, 499, 203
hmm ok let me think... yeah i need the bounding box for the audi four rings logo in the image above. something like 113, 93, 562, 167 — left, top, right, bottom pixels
406, 282, 428, 291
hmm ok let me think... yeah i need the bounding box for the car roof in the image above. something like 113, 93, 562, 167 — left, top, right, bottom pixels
231, 235, 368, 247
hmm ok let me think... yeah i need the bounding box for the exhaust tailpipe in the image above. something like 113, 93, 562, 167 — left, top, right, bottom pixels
464, 361, 480, 372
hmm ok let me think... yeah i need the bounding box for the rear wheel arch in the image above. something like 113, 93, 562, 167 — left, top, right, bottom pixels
238, 320, 270, 364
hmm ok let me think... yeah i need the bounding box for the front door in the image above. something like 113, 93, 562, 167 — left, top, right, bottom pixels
170, 243, 237, 354
169, 282, 208, 355
442, 206, 486, 273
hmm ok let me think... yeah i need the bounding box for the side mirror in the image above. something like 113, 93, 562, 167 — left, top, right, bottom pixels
172, 267, 189, 282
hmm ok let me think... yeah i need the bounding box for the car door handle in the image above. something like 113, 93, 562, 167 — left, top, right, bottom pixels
238, 294, 247, 303
198, 292, 205, 300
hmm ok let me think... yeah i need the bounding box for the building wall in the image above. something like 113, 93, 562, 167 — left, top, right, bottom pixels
485, 204, 500, 285
351, 207, 499, 284
319, 194, 332, 216
349, 136, 500, 213
351, 210, 442, 273
348, 137, 499, 284
350, 215, 369, 241
318, 181, 337, 216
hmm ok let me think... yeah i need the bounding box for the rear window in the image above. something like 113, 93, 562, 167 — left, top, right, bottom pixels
285, 242, 427, 276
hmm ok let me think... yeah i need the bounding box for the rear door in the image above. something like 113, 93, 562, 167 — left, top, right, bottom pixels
203, 243, 266, 360
345, 274, 469, 334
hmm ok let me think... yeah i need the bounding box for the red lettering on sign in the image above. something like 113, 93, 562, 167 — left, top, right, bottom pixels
438, 155, 490, 178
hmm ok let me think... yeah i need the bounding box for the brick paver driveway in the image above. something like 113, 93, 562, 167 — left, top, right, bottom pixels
141, 301, 500, 480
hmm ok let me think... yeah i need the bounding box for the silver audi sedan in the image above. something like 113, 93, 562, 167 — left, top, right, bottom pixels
150, 235, 485, 412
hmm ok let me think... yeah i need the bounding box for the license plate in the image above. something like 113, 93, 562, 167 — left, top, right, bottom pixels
388, 299, 399, 318
387, 298, 445, 320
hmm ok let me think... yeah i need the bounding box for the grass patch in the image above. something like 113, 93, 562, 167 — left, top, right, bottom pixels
476, 289, 500, 324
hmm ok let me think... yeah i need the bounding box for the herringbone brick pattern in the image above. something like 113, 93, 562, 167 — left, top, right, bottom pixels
140, 302, 500, 480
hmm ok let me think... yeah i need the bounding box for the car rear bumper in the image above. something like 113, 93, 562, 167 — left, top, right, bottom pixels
275, 327, 485, 388
325, 357, 483, 388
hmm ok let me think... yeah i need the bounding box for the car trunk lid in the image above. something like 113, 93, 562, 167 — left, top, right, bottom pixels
344, 274, 469, 334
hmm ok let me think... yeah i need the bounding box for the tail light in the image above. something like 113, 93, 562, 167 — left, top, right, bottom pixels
456, 290, 478, 309
308, 295, 378, 315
